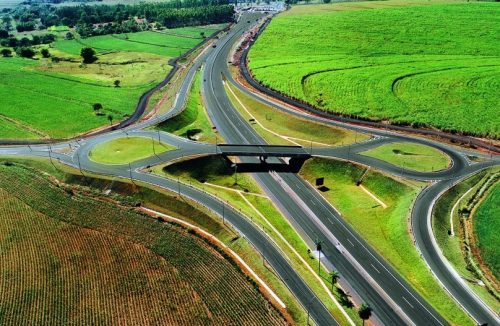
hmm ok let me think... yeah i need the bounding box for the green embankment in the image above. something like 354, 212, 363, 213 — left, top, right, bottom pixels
432, 170, 500, 311
157, 69, 217, 143
89, 136, 175, 165
299, 158, 473, 325
361, 142, 451, 172
249, 1, 500, 137
474, 183, 500, 280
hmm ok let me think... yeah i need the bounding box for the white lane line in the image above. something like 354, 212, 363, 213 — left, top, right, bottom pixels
449, 187, 474, 236
371, 263, 381, 274
402, 296, 414, 309
347, 239, 354, 247
359, 184, 388, 209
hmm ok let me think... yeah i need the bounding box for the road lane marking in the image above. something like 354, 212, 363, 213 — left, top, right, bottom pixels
371, 263, 380, 274
359, 184, 387, 209
402, 296, 414, 309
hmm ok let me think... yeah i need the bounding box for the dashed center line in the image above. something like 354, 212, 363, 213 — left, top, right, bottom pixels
402, 296, 414, 309
371, 263, 381, 274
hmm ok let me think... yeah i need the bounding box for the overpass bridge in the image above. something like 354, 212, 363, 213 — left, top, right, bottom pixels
216, 144, 311, 172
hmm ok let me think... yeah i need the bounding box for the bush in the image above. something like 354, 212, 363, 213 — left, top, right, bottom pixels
80, 47, 97, 64
16, 47, 35, 58
41, 48, 50, 58
1, 48, 12, 57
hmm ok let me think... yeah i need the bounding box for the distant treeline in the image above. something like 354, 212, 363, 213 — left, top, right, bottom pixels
76, 5, 233, 37
12, 0, 233, 28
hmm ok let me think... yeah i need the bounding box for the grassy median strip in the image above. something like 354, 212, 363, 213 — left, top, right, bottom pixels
361, 142, 451, 172
225, 81, 366, 147
89, 136, 175, 165
299, 157, 472, 325
156, 69, 218, 143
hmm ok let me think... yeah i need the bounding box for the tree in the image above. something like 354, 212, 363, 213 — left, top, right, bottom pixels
80, 47, 97, 63
41, 48, 50, 58
107, 114, 113, 126
16, 47, 35, 58
114, 80, 121, 87
358, 303, 372, 325
315, 238, 323, 274
329, 270, 339, 291
0, 29, 9, 39
323, 0, 331, 3
200, 31, 205, 38
92, 103, 103, 111
1, 48, 12, 57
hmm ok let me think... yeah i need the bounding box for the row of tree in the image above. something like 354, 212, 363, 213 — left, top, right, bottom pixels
0, 33, 55, 48
11, 0, 233, 28
1, 47, 50, 58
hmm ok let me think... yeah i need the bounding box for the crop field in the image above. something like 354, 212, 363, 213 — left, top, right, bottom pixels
54, 30, 212, 57
0, 163, 287, 325
474, 182, 500, 280
299, 158, 471, 325
89, 136, 175, 164
249, 1, 500, 137
361, 142, 451, 172
0, 25, 220, 139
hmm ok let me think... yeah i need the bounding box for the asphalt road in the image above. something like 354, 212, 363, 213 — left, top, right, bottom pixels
0, 10, 499, 326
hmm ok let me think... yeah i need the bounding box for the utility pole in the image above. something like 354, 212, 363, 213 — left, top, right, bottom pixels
129, 163, 135, 185
222, 200, 225, 225
76, 152, 85, 177
48, 145, 56, 169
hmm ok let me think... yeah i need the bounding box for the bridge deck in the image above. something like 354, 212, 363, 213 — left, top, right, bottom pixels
217, 144, 310, 158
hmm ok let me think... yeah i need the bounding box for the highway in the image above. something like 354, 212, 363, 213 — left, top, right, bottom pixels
0, 10, 499, 326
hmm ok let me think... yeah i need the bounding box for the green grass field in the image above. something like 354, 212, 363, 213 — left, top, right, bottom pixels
249, 1, 500, 137
474, 182, 500, 280
0, 25, 220, 140
54, 30, 209, 57
361, 142, 451, 172
0, 163, 287, 325
225, 81, 366, 146
89, 137, 175, 164
156, 69, 217, 143
299, 158, 472, 325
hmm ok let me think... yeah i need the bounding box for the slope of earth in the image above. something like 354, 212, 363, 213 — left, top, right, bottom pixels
0, 163, 287, 326
248, 0, 500, 137
474, 182, 500, 281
